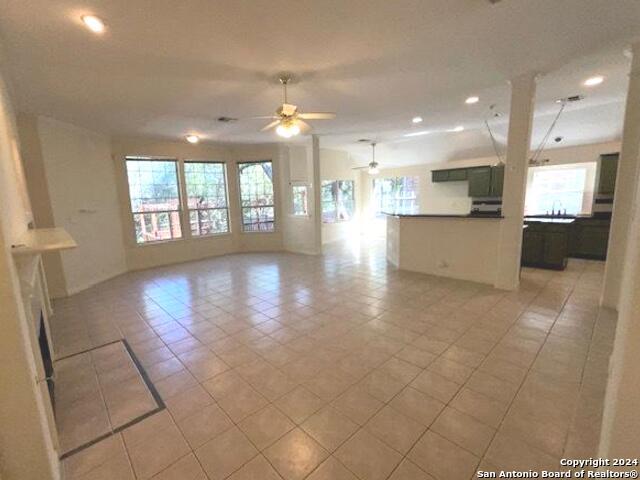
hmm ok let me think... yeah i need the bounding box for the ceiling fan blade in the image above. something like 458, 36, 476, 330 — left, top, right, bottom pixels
297, 120, 312, 134
298, 112, 336, 120
248, 115, 279, 120
351, 166, 369, 170
261, 120, 281, 131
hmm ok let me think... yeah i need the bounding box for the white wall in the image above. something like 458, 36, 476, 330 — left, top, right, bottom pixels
280, 144, 320, 255
35, 117, 127, 295
0, 70, 60, 480
361, 141, 621, 220
319, 148, 361, 244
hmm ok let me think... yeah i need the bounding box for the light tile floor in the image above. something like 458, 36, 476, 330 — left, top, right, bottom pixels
52, 239, 616, 480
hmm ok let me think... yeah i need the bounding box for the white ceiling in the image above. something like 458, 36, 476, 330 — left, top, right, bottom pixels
1, 0, 639, 166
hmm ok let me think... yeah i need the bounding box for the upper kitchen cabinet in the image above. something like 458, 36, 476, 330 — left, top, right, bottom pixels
431, 167, 467, 183
489, 165, 504, 197
597, 153, 619, 195
467, 166, 492, 197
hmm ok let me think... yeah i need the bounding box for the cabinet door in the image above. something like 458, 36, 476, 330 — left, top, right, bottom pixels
579, 227, 609, 258
468, 167, 491, 197
490, 165, 505, 197
598, 154, 619, 195
448, 169, 468, 181
432, 170, 449, 182
522, 230, 544, 265
543, 232, 568, 267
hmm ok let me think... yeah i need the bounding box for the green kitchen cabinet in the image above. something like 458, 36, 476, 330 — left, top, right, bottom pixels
447, 168, 468, 181
467, 167, 492, 197
431, 170, 449, 182
570, 218, 610, 260
490, 165, 504, 197
597, 153, 619, 195
522, 222, 570, 269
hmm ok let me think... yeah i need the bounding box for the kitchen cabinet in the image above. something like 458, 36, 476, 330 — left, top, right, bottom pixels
521, 222, 570, 270
431, 168, 467, 183
569, 218, 610, 260
467, 167, 492, 197
597, 153, 619, 195
490, 165, 504, 197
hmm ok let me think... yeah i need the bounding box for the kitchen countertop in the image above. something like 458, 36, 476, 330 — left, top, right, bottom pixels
383, 212, 504, 219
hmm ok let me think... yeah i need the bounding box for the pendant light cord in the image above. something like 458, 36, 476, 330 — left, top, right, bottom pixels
530, 101, 566, 164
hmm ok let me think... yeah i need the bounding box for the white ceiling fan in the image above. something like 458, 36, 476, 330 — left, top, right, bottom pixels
253, 74, 336, 138
352, 142, 380, 175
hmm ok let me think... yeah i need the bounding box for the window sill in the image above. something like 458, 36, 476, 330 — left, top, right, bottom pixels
134, 232, 232, 247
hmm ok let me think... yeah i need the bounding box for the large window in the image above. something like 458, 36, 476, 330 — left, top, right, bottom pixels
373, 176, 419, 216
184, 161, 229, 236
238, 161, 275, 232
525, 163, 596, 216
126, 159, 182, 243
322, 180, 355, 223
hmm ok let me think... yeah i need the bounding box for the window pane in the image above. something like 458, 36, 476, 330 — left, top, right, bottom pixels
189, 208, 229, 236
292, 185, 309, 216
321, 181, 337, 223
133, 211, 181, 243
126, 159, 180, 213
525, 165, 593, 215
126, 159, 182, 243
373, 176, 419, 216
184, 162, 228, 209
337, 181, 355, 221
242, 207, 274, 232
238, 161, 275, 232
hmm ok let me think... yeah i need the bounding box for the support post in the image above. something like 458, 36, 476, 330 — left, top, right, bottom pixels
494, 73, 537, 290
311, 135, 322, 254
601, 42, 640, 309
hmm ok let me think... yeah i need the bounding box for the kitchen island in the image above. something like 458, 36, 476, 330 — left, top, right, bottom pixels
385, 213, 504, 286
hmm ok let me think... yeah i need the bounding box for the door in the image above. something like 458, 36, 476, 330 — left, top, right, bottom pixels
468, 167, 491, 197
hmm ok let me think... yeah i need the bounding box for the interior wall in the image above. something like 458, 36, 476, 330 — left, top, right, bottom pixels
319, 148, 362, 244
280, 143, 320, 255
33, 116, 127, 295
0, 71, 60, 480
111, 137, 286, 271
361, 140, 622, 219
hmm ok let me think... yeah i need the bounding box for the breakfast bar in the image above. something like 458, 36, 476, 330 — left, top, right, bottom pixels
385, 213, 504, 286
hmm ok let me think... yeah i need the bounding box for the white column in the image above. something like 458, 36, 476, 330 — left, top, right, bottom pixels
601, 42, 640, 309
494, 73, 537, 290
311, 134, 322, 254
599, 142, 640, 457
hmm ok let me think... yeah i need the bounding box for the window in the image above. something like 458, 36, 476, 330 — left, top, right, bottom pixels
125, 159, 182, 243
184, 161, 229, 236
321, 180, 355, 223
291, 185, 309, 216
238, 161, 275, 232
525, 163, 596, 216
373, 176, 419, 216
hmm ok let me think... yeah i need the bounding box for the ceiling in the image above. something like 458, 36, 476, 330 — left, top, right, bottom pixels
1, 0, 639, 166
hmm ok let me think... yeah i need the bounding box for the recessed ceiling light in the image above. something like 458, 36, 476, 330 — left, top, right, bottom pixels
448, 126, 465, 133
404, 130, 431, 137
81, 15, 106, 34
412, 116, 423, 124
185, 135, 199, 144
465, 96, 480, 105
584, 76, 604, 87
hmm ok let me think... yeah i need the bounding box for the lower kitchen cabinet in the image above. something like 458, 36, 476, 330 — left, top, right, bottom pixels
569, 218, 610, 260
521, 223, 570, 270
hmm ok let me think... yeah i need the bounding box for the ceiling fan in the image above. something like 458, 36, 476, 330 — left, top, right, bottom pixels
352, 142, 380, 175
255, 74, 336, 138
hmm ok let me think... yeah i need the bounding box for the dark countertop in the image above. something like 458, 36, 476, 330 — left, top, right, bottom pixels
383, 212, 503, 219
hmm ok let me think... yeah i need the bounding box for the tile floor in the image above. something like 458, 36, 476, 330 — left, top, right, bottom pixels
52, 239, 616, 480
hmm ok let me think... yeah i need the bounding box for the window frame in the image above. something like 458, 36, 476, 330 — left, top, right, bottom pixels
237, 160, 277, 233
321, 179, 355, 224
124, 157, 184, 245
183, 160, 231, 237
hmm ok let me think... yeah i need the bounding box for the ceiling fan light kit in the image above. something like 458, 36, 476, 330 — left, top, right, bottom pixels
255, 74, 336, 138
